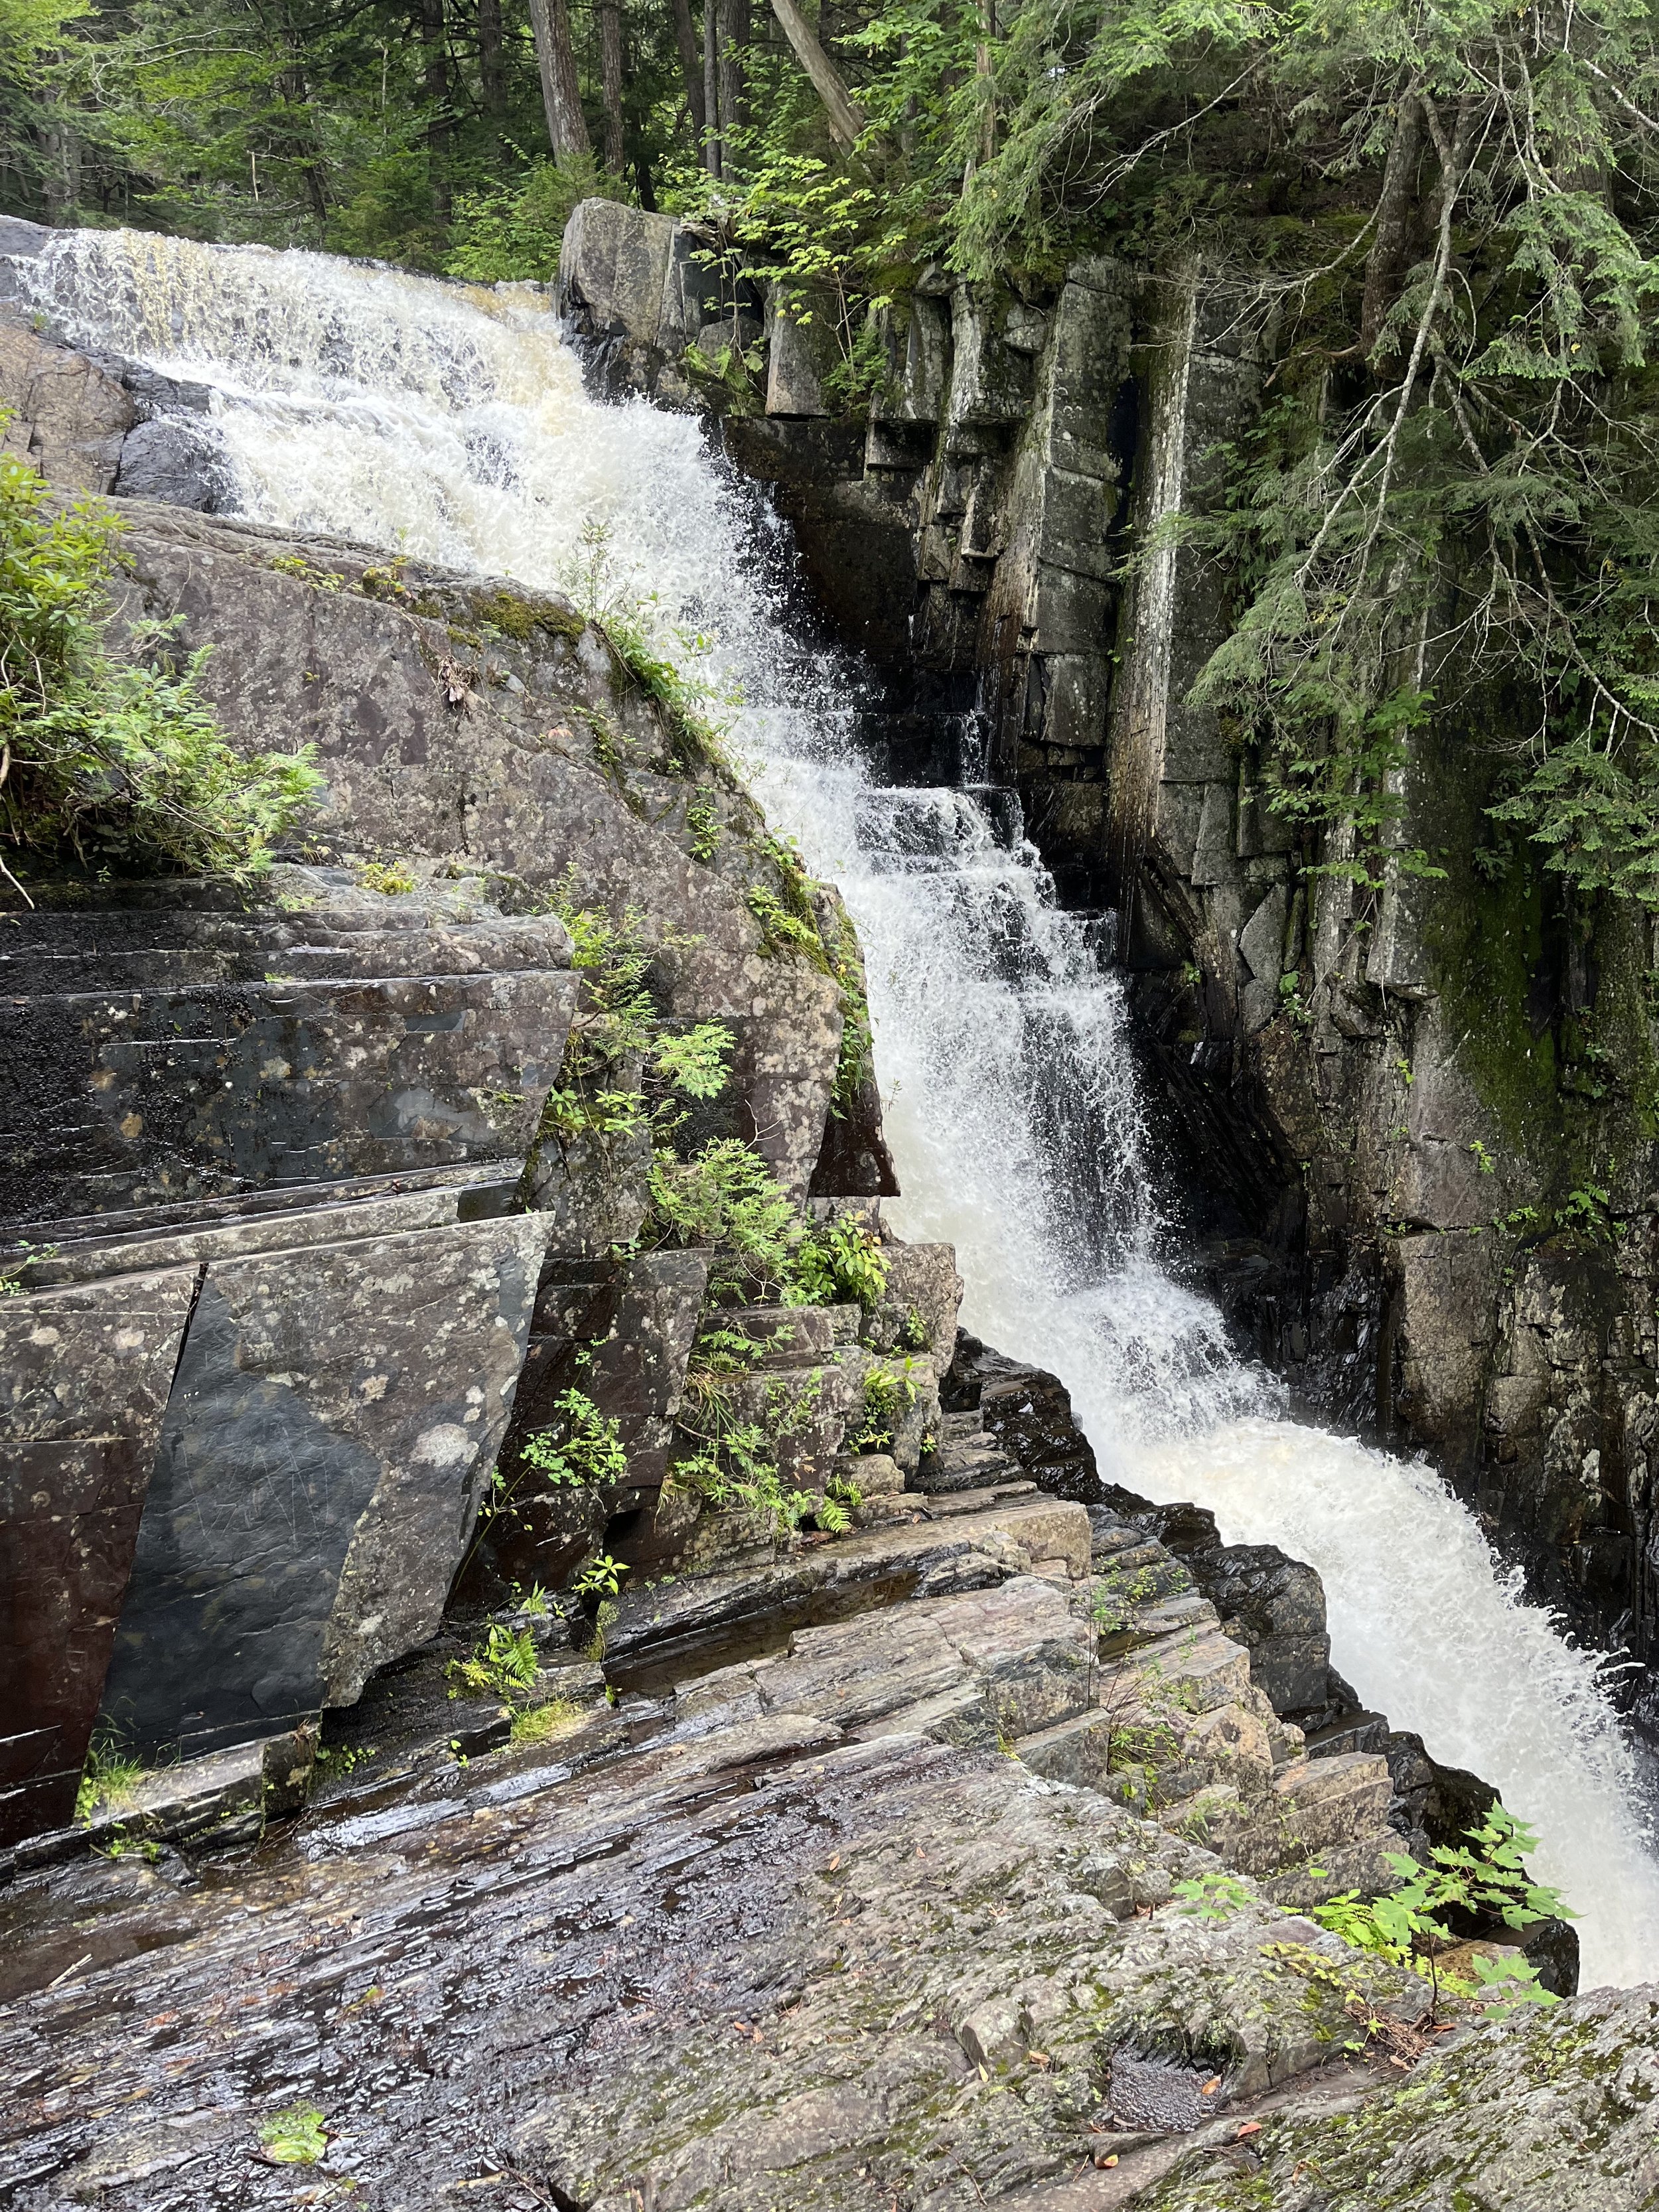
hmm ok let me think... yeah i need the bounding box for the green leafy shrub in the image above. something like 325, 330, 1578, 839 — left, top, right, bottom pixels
647, 1136, 806, 1290
1310, 1804, 1572, 2018
791, 1211, 890, 1308
0, 433, 320, 887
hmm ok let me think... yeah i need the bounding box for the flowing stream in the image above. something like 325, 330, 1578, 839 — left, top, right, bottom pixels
19, 227, 1659, 1985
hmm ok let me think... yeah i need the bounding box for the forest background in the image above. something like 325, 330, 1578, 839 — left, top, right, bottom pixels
9, 0, 1659, 915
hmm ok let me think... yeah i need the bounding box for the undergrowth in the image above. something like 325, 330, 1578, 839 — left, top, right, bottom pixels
0, 425, 320, 891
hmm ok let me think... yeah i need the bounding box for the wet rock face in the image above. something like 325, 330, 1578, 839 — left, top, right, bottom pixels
0, 1269, 197, 1844
0, 1724, 1421, 2211
1139, 1982, 1659, 2212
0, 869, 577, 1222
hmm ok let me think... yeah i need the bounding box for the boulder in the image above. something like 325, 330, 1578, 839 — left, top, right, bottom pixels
557, 198, 678, 347
0, 301, 133, 491
764, 287, 839, 417
111, 414, 227, 508
94, 1199, 553, 1755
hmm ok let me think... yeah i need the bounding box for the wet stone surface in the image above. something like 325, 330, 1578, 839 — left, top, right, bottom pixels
0, 1715, 1425, 2212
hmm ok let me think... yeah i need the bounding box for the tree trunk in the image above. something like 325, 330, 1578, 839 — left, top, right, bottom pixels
421, 0, 452, 219
527, 0, 591, 159
670, 0, 706, 140
478, 0, 506, 117
1360, 89, 1421, 358
40, 120, 81, 224
599, 0, 626, 173
766, 0, 863, 149
702, 0, 721, 177
717, 0, 749, 147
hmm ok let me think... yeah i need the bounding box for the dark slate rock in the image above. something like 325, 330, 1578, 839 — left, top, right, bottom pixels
0, 876, 578, 1223
1183, 1541, 1332, 1714
0, 1269, 196, 1843
99, 1210, 552, 1759
112, 415, 228, 510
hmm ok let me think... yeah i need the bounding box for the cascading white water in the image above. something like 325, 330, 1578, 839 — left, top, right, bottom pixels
21, 226, 1659, 1985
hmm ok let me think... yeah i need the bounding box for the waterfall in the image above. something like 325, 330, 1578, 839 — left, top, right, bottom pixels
20, 226, 1658, 1986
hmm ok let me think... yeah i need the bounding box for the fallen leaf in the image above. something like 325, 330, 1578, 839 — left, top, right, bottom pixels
1096, 2154, 1119, 2170
1236, 2121, 1263, 2140
1200, 2077, 1221, 2095
828, 1854, 841, 1872
1027, 2051, 1050, 2067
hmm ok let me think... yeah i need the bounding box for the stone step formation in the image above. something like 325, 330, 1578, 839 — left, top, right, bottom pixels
0, 1298, 1595, 2210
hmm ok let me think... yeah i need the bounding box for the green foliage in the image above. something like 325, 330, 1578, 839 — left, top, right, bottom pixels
353, 857, 415, 897
74, 1732, 144, 1824
520, 1388, 628, 1489
852, 1358, 919, 1449
790, 1211, 891, 1309
646, 1136, 805, 1293
448, 1622, 540, 1700
0, 437, 319, 887
0, 1238, 58, 1297
1310, 1804, 1572, 2018
1088, 1562, 1164, 1637
510, 1695, 583, 1747
747, 883, 826, 962
573, 1550, 629, 1599
1172, 1869, 1256, 1922
445, 154, 624, 283
652, 1023, 733, 1101
257, 2106, 329, 2166
565, 520, 739, 783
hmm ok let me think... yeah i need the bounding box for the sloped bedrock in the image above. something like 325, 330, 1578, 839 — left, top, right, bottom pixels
106, 503, 866, 1197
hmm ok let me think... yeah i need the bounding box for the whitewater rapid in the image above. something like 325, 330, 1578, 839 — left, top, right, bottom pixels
19, 226, 1658, 1984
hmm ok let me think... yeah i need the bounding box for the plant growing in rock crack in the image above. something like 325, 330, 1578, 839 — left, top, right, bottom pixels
0, 1239, 57, 1296
74, 1730, 145, 1824
563, 519, 741, 786
669, 1359, 857, 1539
792, 1211, 890, 1309
852, 1360, 920, 1451
1088, 1564, 1165, 1638
1172, 1870, 1256, 1922
1309, 1804, 1572, 2020
448, 1623, 541, 1702
480, 1387, 626, 1554
510, 1696, 585, 1749
256, 2106, 330, 2166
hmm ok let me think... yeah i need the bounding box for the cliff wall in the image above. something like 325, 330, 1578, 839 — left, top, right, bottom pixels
555, 200, 1659, 1704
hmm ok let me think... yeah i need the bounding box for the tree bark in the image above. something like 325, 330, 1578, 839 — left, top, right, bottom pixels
670, 0, 706, 140
420, 0, 452, 218
766, 0, 863, 149
478, 0, 506, 117
527, 0, 591, 159
1360, 89, 1422, 358
599, 0, 626, 173
717, 0, 749, 147
702, 0, 721, 176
